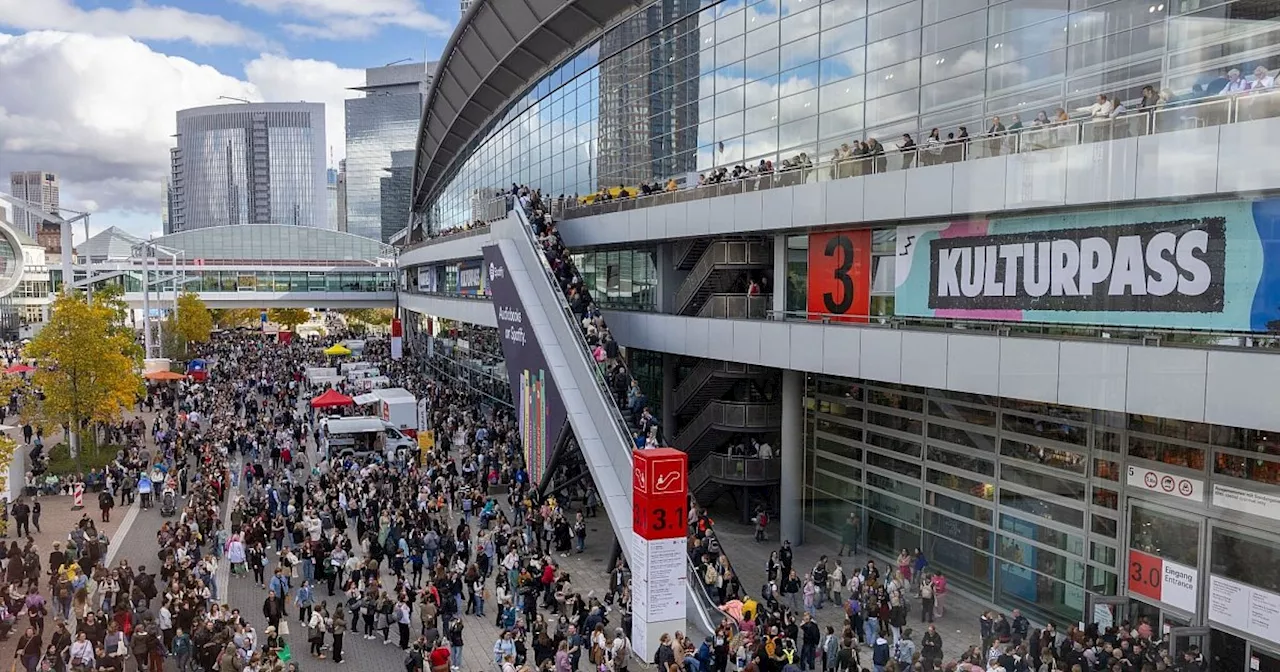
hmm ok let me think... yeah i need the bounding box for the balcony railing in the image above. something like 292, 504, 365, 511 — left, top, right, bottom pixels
562, 90, 1280, 220
698, 294, 771, 319
771, 310, 1280, 352
691, 454, 782, 488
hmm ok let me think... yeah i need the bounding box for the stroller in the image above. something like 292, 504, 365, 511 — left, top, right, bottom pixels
159, 487, 177, 517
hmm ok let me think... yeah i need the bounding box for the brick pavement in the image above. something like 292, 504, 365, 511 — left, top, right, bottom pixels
704, 503, 986, 664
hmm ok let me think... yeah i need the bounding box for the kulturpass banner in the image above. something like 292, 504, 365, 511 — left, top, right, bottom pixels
894, 198, 1280, 332
482, 244, 566, 488
458, 260, 484, 295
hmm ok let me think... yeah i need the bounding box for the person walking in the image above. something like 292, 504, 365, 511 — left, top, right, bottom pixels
331, 603, 347, 664
919, 574, 935, 623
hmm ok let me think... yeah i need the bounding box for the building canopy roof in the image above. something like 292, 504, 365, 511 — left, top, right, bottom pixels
412, 0, 641, 211
78, 226, 145, 261
152, 225, 393, 264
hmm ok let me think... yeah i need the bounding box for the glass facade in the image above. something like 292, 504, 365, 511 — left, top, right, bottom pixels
151, 225, 393, 264
170, 104, 327, 233
571, 248, 660, 309
346, 93, 424, 242
417, 0, 1280, 235
81, 270, 395, 294
800, 372, 1280, 633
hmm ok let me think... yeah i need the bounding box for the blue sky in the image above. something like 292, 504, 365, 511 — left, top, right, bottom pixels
0, 0, 460, 240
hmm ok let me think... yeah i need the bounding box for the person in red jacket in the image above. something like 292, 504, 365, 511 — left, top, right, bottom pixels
428, 640, 450, 672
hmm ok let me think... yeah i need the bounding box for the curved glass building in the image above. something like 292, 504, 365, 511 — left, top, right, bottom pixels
411, 0, 1280, 239
169, 102, 328, 234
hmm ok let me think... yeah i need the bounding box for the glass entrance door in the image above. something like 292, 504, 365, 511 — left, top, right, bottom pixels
1168, 627, 1210, 666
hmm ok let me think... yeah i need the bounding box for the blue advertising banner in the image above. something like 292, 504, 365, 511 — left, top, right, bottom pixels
483, 244, 566, 488
894, 198, 1280, 332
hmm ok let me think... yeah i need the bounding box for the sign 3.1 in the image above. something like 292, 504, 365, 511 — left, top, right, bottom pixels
808, 229, 872, 323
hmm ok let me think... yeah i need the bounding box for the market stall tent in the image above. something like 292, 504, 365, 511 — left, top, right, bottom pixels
310, 389, 354, 408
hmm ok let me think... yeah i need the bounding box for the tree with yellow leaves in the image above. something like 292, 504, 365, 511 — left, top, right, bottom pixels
173, 292, 214, 352
267, 308, 311, 332
24, 293, 142, 462
211, 308, 260, 330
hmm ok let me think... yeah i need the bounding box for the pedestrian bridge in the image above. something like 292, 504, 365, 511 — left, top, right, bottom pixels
69, 225, 398, 309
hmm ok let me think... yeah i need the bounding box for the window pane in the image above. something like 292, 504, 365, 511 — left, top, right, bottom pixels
821, 19, 866, 58
1212, 526, 1280, 595
867, 31, 922, 71
927, 445, 994, 476
1129, 504, 1199, 567
868, 1, 921, 42
989, 0, 1068, 35
865, 88, 919, 126
923, 9, 987, 54
1000, 437, 1086, 474
1213, 452, 1280, 486
1129, 436, 1206, 470
1000, 488, 1084, 527
868, 387, 924, 413
867, 430, 922, 458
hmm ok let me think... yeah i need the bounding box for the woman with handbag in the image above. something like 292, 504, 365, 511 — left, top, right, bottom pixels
14, 626, 41, 672
307, 601, 328, 659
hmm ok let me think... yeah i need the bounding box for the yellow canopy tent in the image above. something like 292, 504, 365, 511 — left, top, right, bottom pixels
323, 343, 352, 356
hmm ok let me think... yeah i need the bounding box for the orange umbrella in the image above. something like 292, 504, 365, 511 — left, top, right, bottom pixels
143, 370, 187, 381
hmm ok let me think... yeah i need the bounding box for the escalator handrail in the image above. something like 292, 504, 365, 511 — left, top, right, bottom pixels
508, 200, 637, 461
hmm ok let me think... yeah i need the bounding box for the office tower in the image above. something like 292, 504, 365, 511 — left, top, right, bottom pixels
7, 171, 59, 239
167, 102, 328, 234
344, 62, 436, 242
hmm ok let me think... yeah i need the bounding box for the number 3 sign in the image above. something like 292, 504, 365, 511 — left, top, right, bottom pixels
807, 229, 872, 323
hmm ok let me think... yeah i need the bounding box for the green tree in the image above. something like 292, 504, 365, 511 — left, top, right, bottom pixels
268, 308, 311, 332
173, 292, 214, 350
25, 293, 142, 461
211, 308, 260, 329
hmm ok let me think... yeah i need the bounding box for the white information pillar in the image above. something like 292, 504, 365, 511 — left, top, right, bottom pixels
630, 448, 688, 660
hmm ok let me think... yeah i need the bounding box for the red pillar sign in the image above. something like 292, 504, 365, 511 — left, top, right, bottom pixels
632, 448, 688, 539
631, 448, 688, 658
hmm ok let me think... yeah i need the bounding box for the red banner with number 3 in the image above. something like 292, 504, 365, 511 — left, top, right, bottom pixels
807, 229, 872, 323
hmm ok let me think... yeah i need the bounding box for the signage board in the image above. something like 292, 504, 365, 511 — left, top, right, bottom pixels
483, 245, 566, 488
1128, 549, 1198, 614
631, 447, 688, 664
894, 198, 1280, 332
807, 229, 872, 322
1212, 483, 1280, 522
1126, 465, 1203, 502
458, 260, 483, 295
1208, 575, 1280, 644
417, 267, 437, 293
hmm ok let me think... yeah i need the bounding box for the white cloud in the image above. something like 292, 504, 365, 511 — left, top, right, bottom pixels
236, 0, 452, 40
0, 31, 363, 237
0, 0, 264, 47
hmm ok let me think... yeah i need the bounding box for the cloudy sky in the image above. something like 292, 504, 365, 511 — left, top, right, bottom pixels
0, 0, 458, 241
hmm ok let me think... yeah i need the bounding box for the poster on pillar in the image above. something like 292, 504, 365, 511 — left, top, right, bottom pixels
390, 318, 403, 360
631, 448, 688, 660
483, 245, 567, 489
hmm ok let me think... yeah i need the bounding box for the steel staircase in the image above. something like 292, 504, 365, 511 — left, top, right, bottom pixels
673, 241, 771, 316
672, 400, 782, 464
671, 359, 767, 415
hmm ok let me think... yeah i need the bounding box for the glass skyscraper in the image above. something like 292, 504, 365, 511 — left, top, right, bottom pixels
344, 63, 435, 242
167, 103, 328, 234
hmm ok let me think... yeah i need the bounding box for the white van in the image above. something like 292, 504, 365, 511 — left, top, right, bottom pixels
323, 416, 415, 459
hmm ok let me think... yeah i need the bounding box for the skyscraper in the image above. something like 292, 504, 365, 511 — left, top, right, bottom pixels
7, 171, 59, 239
167, 102, 328, 234
344, 62, 435, 242
327, 168, 339, 231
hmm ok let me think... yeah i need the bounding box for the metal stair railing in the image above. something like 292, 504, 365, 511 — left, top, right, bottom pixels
697, 294, 772, 319
672, 360, 765, 413
691, 454, 783, 493
674, 401, 784, 453
673, 241, 771, 315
